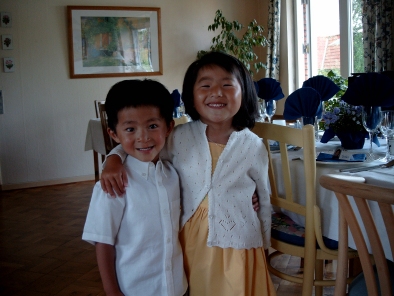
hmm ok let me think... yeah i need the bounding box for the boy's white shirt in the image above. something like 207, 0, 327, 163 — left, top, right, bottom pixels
108, 120, 272, 250
83, 156, 187, 296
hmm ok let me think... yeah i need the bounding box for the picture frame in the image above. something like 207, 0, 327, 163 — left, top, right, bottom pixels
2, 34, 13, 50
1, 12, 12, 27
67, 6, 162, 79
3, 57, 15, 72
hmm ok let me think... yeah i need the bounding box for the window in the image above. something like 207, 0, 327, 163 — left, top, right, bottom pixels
294, 0, 363, 87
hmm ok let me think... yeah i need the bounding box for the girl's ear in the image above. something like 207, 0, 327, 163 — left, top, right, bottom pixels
166, 120, 175, 137
107, 128, 121, 144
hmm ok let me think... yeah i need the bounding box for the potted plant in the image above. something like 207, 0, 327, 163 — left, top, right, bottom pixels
197, 10, 267, 76
320, 71, 368, 149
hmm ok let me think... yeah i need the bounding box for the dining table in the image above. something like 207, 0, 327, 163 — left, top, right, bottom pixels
85, 118, 105, 182
273, 137, 394, 261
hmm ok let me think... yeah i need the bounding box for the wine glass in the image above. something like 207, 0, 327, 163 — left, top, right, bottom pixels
264, 100, 276, 123
314, 102, 325, 141
380, 110, 394, 161
362, 106, 383, 161
257, 99, 267, 122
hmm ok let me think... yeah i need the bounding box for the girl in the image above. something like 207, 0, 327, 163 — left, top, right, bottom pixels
101, 52, 276, 296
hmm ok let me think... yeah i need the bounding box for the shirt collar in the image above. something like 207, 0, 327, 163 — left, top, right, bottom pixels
124, 156, 167, 180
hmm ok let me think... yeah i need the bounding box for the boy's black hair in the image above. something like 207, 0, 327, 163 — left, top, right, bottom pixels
182, 51, 259, 130
105, 79, 174, 132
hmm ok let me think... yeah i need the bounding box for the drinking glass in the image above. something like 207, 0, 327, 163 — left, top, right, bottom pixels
257, 100, 267, 122
362, 106, 383, 161
264, 100, 276, 123
380, 110, 394, 161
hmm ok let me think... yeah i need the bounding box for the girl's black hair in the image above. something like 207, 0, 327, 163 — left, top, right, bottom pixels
182, 51, 258, 130
105, 79, 174, 131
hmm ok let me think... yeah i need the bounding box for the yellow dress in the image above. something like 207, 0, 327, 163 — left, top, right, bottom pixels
179, 142, 276, 296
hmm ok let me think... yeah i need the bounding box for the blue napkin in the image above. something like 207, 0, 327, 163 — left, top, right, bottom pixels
283, 87, 321, 120
302, 75, 340, 101
316, 151, 366, 162
171, 89, 181, 107
341, 73, 394, 107
171, 89, 181, 118
256, 78, 285, 101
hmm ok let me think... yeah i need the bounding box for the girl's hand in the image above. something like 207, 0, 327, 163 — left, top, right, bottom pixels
100, 155, 128, 197
252, 192, 260, 211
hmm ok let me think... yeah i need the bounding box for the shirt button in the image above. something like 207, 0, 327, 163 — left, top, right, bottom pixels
166, 266, 170, 271
209, 215, 214, 219
142, 173, 146, 176
164, 209, 169, 214
167, 238, 171, 243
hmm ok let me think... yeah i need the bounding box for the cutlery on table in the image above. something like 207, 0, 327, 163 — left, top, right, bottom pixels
339, 159, 394, 173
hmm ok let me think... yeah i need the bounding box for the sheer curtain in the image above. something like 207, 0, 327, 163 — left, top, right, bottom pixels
265, 0, 281, 79
362, 0, 393, 72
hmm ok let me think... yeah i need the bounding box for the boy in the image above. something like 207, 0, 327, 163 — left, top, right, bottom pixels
82, 79, 187, 296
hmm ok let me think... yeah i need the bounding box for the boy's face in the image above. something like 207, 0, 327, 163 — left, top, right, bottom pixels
108, 106, 174, 164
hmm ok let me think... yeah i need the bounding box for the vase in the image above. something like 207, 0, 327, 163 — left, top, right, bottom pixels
336, 131, 366, 150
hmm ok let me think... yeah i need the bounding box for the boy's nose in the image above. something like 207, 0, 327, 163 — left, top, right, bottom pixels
137, 130, 150, 141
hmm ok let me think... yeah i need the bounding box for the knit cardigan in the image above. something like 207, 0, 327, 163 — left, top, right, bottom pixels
109, 120, 271, 250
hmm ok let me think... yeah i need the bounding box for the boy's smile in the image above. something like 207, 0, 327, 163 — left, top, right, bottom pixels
108, 106, 173, 164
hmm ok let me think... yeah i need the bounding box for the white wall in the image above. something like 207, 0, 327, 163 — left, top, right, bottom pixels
0, 0, 268, 189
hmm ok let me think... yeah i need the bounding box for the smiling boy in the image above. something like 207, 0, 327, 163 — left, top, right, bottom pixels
82, 79, 187, 296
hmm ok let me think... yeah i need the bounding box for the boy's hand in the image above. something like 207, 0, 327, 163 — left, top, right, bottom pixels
100, 155, 128, 197
252, 192, 260, 211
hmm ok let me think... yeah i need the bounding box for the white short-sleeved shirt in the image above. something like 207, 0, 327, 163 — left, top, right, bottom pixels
82, 156, 187, 296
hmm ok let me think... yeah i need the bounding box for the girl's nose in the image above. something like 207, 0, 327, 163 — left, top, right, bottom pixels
211, 85, 223, 97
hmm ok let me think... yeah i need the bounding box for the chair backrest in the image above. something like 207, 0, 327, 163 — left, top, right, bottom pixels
320, 174, 394, 296
97, 101, 118, 155
173, 115, 189, 126
252, 123, 316, 220
94, 100, 105, 118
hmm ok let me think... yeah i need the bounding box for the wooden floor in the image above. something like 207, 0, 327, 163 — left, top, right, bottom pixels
0, 181, 335, 295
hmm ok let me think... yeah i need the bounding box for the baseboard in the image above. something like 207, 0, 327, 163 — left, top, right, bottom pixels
0, 175, 97, 191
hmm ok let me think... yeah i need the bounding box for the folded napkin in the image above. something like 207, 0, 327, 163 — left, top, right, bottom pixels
283, 87, 321, 120
302, 75, 340, 101
316, 149, 366, 162
171, 89, 181, 107
256, 78, 285, 102
171, 89, 181, 118
341, 73, 394, 107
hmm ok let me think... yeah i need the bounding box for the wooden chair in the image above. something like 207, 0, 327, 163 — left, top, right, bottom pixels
97, 101, 118, 156
173, 115, 189, 126
319, 174, 394, 296
251, 123, 358, 296
93, 100, 106, 182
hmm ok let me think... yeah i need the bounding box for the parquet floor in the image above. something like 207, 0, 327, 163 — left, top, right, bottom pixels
0, 181, 335, 295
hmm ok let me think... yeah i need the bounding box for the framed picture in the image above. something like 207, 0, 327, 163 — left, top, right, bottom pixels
3, 57, 15, 72
1, 12, 12, 27
67, 6, 162, 79
2, 34, 13, 50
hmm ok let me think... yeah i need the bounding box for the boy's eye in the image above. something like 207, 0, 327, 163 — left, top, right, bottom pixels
149, 124, 158, 129
125, 127, 135, 132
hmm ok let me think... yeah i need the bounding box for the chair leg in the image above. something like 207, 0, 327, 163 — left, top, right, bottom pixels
315, 259, 324, 296
94, 151, 99, 182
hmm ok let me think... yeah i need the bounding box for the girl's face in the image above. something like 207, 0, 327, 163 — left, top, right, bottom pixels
193, 65, 242, 127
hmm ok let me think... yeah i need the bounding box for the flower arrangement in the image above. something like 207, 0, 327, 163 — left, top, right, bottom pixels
322, 99, 365, 132
320, 71, 366, 133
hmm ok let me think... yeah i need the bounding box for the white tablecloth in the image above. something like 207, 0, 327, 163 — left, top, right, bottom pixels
274, 139, 393, 261
85, 118, 106, 155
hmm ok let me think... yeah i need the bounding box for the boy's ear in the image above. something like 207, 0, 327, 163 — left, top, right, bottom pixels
107, 128, 121, 144
166, 120, 175, 137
